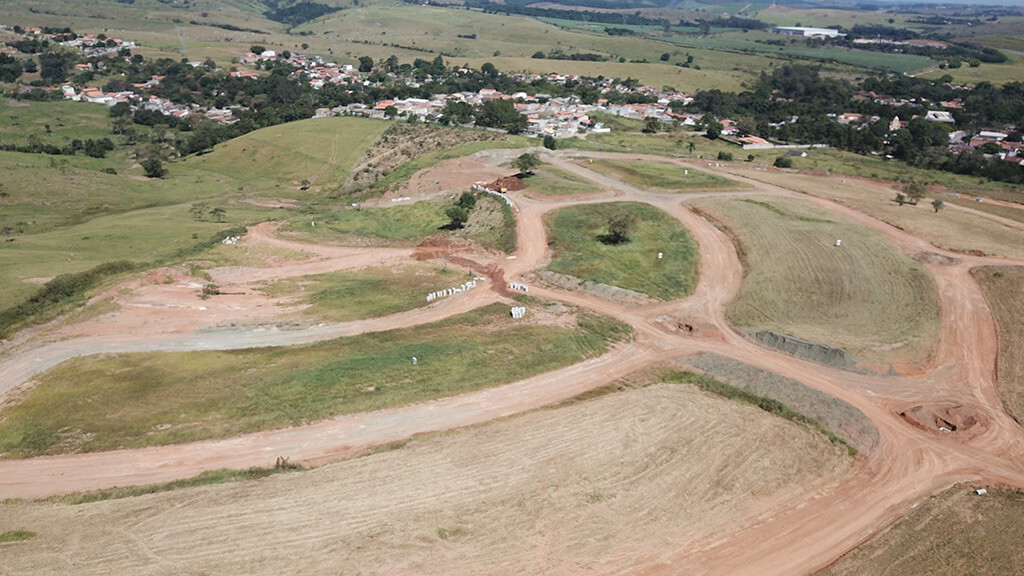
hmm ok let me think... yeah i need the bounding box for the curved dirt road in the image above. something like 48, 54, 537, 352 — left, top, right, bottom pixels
2, 149, 1024, 576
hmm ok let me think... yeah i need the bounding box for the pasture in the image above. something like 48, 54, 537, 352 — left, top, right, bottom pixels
0, 304, 627, 457
543, 202, 699, 300
0, 382, 850, 574
691, 196, 940, 369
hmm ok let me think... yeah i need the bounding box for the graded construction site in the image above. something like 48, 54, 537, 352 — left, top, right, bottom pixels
3, 137, 1024, 575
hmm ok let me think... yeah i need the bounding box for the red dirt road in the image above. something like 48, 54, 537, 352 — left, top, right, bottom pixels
2, 149, 1024, 575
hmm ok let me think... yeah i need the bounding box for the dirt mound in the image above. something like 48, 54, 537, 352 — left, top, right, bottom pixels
752, 330, 857, 371
900, 404, 989, 440
533, 269, 653, 306
913, 252, 959, 266
486, 175, 526, 192
683, 353, 879, 453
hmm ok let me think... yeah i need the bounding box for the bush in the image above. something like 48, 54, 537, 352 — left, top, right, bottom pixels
717, 151, 733, 161
773, 156, 792, 168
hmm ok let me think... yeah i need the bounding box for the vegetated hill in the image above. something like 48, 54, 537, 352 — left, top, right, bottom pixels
340, 123, 504, 194
180, 116, 389, 196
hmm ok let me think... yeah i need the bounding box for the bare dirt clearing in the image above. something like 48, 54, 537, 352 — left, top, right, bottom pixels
0, 385, 850, 576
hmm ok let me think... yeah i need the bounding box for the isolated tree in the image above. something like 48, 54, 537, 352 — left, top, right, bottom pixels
660, 52, 671, 62
142, 157, 167, 178
211, 207, 226, 222
512, 152, 540, 175
250, 45, 266, 55
604, 213, 636, 245
383, 104, 398, 118
445, 205, 469, 229
687, 141, 696, 155
642, 117, 661, 134
190, 202, 207, 221
357, 55, 374, 73
773, 155, 792, 168
895, 193, 907, 206
931, 199, 945, 213
902, 180, 925, 205
543, 135, 557, 150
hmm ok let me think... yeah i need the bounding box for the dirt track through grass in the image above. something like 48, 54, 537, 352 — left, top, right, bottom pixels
0, 384, 850, 575
692, 196, 940, 369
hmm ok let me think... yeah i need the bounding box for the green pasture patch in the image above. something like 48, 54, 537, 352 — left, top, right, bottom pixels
693, 196, 939, 368
262, 264, 470, 322
544, 202, 698, 300
285, 201, 449, 246
0, 304, 628, 458
917, 54, 1024, 87
181, 117, 389, 197
523, 165, 603, 197
660, 34, 935, 74
0, 202, 265, 309
0, 99, 114, 146
0, 530, 36, 543
583, 159, 741, 192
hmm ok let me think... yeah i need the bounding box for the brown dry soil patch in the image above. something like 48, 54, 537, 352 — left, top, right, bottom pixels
973, 266, 1024, 423
0, 384, 850, 575
822, 485, 1024, 576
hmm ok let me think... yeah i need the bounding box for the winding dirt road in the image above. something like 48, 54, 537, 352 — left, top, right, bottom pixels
2, 148, 1024, 575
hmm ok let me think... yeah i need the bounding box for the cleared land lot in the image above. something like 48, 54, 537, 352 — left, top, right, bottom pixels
973, 266, 1024, 422
691, 196, 940, 369
823, 486, 1024, 576
0, 383, 850, 575
0, 304, 626, 457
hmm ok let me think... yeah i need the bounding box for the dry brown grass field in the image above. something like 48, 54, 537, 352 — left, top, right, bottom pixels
0, 383, 850, 575
690, 195, 940, 370
973, 266, 1024, 422
730, 169, 1024, 261
822, 485, 1024, 576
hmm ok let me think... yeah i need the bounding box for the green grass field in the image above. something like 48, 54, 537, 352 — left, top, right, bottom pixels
0, 303, 628, 458
692, 196, 940, 368
543, 202, 699, 300
181, 117, 390, 197
262, 264, 472, 322
582, 159, 742, 191
522, 165, 604, 197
